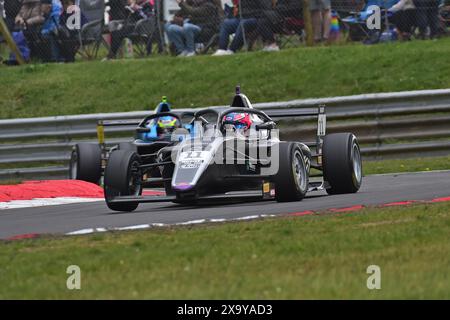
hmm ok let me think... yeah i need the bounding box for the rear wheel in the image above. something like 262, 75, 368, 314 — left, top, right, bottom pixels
274, 142, 309, 202
104, 150, 142, 212
69, 143, 102, 184
322, 133, 362, 194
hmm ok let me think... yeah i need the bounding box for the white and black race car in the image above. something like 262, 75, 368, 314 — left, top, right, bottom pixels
104, 88, 362, 212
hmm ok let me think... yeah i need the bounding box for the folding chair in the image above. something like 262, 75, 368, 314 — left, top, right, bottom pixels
78, 0, 108, 59
340, 1, 395, 44
128, 16, 163, 57
275, 17, 305, 48
197, 24, 220, 54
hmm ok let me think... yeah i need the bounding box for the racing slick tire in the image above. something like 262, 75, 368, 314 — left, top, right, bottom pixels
120, 142, 163, 179
69, 143, 102, 184
322, 133, 362, 194
118, 142, 137, 152
104, 150, 142, 212
274, 142, 309, 202
161, 164, 175, 195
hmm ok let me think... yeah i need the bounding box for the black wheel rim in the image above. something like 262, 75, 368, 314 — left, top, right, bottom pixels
292, 150, 307, 192
69, 151, 78, 179
352, 143, 362, 185
129, 160, 142, 197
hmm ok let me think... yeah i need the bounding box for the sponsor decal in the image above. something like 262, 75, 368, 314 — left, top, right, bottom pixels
180, 160, 203, 169
179, 151, 208, 168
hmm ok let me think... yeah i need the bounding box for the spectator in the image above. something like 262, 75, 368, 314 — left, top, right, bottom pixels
4, 0, 23, 31
58, 0, 88, 62
388, 0, 416, 40
14, 0, 45, 60
254, 0, 302, 52
3, 28, 31, 65
440, 0, 450, 30
165, 0, 221, 57
256, 0, 283, 52
105, 0, 128, 59
181, 0, 223, 49
105, 0, 154, 60
414, 0, 440, 38
309, 0, 331, 43
14, 0, 45, 29
108, 0, 129, 21
60, 0, 88, 28
40, 0, 63, 62
212, 0, 264, 55
165, 12, 200, 57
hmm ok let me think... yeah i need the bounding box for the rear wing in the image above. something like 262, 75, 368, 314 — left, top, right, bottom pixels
266, 105, 326, 163
266, 105, 326, 135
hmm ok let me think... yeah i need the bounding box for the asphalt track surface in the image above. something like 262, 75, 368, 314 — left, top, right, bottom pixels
1, 170, 449, 239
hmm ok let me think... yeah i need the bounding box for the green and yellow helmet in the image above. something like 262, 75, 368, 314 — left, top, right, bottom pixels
155, 96, 178, 132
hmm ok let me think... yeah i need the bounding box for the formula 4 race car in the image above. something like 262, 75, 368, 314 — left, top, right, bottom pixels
103, 88, 363, 212
69, 97, 193, 185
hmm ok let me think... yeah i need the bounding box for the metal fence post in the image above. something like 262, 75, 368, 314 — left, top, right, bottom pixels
0, 15, 25, 64
302, 0, 314, 46
239, 0, 247, 51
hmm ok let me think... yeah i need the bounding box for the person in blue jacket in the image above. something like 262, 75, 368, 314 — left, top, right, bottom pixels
40, 0, 63, 62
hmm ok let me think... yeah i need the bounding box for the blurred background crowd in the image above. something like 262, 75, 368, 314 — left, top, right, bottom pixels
0, 0, 449, 64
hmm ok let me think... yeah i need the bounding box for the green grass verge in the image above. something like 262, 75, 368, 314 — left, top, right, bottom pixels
0, 161, 66, 170
1, 39, 450, 119
0, 179, 22, 185
0, 201, 449, 299
363, 155, 450, 175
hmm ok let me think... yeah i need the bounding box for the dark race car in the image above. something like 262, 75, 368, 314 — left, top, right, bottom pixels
103, 88, 363, 212
69, 97, 193, 186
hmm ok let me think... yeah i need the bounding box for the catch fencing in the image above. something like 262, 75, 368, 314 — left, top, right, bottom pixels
1, 0, 449, 64
1, 89, 450, 180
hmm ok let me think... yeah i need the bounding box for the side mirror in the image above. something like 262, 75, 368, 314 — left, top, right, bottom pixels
136, 127, 150, 133
256, 121, 276, 131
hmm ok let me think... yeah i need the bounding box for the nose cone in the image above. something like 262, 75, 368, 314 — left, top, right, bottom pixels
173, 182, 194, 191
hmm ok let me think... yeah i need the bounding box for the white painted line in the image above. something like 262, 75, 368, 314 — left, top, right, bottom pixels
234, 215, 260, 221
115, 224, 150, 231
176, 219, 206, 225
65, 213, 278, 237
209, 218, 226, 222
150, 223, 167, 227
369, 169, 450, 177
66, 228, 95, 235
0, 197, 103, 210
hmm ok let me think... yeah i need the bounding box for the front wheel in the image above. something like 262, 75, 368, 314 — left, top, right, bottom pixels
274, 142, 309, 202
104, 150, 142, 212
322, 133, 362, 194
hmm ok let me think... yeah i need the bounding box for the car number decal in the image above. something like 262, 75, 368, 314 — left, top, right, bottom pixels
180, 159, 203, 169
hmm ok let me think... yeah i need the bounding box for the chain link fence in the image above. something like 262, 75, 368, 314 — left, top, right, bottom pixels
0, 0, 167, 63
1, 0, 449, 64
